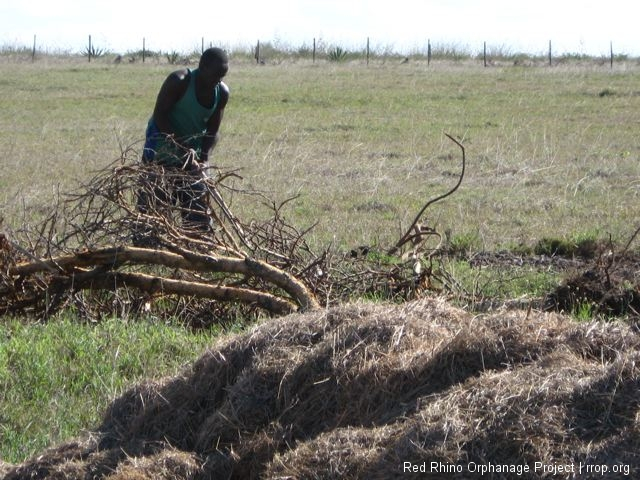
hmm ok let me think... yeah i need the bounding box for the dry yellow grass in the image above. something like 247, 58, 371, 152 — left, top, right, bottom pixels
1, 58, 639, 251
4, 297, 638, 478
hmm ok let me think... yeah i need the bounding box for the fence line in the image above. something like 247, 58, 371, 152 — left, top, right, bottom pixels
18, 35, 630, 68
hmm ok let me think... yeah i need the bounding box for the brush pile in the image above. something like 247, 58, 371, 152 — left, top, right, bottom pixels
0, 137, 466, 323
3, 297, 639, 479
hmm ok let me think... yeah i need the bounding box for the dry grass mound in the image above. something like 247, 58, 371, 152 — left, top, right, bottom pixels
5, 298, 640, 479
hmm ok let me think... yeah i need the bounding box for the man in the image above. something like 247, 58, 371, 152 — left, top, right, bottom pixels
138, 47, 230, 234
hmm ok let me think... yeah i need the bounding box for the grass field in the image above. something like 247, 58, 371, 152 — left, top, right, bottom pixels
1, 54, 639, 464
1, 56, 639, 250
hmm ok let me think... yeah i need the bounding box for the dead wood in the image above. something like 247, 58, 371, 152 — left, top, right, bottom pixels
1, 134, 467, 322
10, 246, 319, 313
65, 270, 297, 315
388, 133, 465, 256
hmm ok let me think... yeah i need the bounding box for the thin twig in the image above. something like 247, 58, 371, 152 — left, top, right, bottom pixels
388, 133, 465, 255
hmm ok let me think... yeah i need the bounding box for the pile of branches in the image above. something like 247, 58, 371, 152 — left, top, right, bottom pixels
0, 136, 465, 323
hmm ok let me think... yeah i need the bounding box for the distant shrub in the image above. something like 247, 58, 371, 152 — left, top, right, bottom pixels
447, 231, 481, 256
328, 46, 348, 62
129, 49, 160, 59
82, 44, 107, 59
534, 238, 574, 256
534, 236, 599, 258
166, 51, 180, 64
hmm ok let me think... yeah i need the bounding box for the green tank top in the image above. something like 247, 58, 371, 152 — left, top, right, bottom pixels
148, 68, 220, 166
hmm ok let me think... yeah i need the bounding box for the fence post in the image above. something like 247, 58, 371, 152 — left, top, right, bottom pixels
427, 39, 431, 66
366, 37, 370, 66
142, 37, 146, 63
313, 38, 316, 63
201, 37, 204, 55
548, 40, 552, 66
88, 35, 92, 62
483, 41, 487, 67
255, 40, 260, 64
32, 35, 36, 62
610, 41, 613, 69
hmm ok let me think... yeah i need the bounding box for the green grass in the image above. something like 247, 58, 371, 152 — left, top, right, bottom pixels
572, 301, 596, 321
446, 260, 561, 302
0, 316, 219, 463
240, 64, 638, 251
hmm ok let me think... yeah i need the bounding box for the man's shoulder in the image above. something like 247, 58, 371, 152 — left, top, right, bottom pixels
218, 81, 230, 95
169, 68, 191, 82
161, 68, 191, 97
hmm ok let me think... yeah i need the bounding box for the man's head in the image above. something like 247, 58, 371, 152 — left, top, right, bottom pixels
199, 48, 229, 85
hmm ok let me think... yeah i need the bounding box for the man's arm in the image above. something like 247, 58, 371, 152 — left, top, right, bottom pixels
151, 69, 190, 142
200, 82, 230, 164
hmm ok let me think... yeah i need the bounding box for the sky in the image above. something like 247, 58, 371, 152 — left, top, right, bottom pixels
1, 0, 638, 56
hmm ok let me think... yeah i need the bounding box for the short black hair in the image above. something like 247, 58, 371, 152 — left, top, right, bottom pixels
200, 47, 229, 68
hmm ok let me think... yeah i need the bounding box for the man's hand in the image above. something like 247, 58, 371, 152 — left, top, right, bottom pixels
190, 160, 207, 173
181, 148, 203, 172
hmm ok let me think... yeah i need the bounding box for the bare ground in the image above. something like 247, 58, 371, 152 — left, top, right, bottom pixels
3, 297, 639, 479
467, 247, 640, 319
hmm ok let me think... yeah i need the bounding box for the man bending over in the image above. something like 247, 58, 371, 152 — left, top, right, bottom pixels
138, 47, 229, 234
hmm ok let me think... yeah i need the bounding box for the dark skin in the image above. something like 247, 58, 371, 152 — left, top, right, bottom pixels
151, 59, 229, 170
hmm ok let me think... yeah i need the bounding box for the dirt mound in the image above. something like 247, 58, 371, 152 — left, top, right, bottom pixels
546, 251, 640, 318
5, 298, 640, 479
467, 247, 640, 319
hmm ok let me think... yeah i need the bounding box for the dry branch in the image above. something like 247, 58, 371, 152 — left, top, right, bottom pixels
1, 135, 467, 322
388, 133, 465, 256
10, 246, 319, 312
67, 270, 297, 315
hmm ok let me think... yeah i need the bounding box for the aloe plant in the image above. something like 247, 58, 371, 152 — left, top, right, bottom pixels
82, 44, 106, 60
328, 46, 348, 62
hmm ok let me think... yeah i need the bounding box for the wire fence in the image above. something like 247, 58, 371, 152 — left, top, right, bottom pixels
4, 34, 636, 68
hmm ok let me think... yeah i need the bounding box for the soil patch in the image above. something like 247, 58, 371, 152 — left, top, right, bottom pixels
467, 249, 640, 319
547, 251, 640, 318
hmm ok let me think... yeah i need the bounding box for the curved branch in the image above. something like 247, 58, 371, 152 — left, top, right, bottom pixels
10, 245, 320, 312
388, 133, 465, 255
66, 270, 297, 315
622, 225, 640, 255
